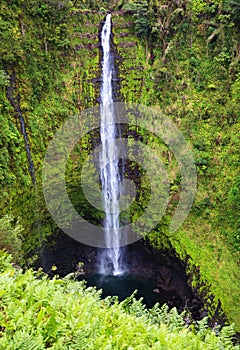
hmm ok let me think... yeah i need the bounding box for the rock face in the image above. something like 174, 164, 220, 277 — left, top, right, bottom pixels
71, 11, 150, 110
35, 12, 227, 330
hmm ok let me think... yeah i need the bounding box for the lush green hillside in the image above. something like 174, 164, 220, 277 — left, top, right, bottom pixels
0, 0, 239, 335
0, 251, 239, 349
119, 0, 240, 329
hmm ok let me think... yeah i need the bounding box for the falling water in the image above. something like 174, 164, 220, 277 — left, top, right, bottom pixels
99, 14, 124, 275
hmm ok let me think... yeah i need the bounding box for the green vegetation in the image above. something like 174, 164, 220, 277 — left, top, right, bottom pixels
0, 251, 239, 349
0, 0, 240, 339
0, 215, 23, 261
118, 0, 240, 329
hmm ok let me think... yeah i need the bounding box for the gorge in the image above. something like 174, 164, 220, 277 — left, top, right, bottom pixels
38, 13, 229, 330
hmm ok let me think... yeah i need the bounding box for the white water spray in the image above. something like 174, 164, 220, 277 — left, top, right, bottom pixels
99, 14, 124, 275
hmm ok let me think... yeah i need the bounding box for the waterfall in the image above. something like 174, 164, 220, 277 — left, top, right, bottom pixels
99, 14, 125, 276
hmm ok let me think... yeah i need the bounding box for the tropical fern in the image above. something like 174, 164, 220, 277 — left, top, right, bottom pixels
0, 251, 239, 350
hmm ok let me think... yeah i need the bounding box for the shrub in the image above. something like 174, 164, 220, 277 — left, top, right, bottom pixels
0, 215, 23, 261
0, 251, 239, 349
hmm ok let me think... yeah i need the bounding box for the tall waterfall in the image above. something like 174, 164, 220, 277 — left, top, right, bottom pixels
99, 14, 124, 275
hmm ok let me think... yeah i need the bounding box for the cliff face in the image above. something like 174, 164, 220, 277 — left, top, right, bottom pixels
0, 1, 239, 330
0, 5, 149, 252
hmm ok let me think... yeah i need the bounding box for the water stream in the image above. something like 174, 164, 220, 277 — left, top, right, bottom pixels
6, 70, 36, 184
99, 14, 125, 275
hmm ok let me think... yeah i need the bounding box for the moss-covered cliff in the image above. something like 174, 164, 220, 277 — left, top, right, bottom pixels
0, 0, 239, 330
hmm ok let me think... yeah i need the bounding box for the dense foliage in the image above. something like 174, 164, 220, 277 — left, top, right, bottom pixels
117, 0, 240, 329
0, 251, 239, 349
0, 0, 239, 334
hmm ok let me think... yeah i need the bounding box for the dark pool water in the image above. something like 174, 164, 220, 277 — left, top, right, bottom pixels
81, 273, 156, 307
